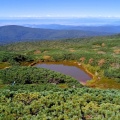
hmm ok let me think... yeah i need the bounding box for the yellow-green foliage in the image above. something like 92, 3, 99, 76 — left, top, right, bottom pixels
0, 88, 120, 120
0, 62, 10, 69
0, 35, 120, 119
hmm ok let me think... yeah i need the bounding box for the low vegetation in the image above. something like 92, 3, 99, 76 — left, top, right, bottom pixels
0, 66, 81, 87
0, 35, 120, 119
0, 86, 120, 120
0, 35, 120, 88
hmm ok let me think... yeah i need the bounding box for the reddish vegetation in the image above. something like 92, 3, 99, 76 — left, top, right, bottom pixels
80, 57, 85, 62
89, 58, 94, 64
34, 50, 41, 54
98, 59, 105, 66
114, 49, 120, 54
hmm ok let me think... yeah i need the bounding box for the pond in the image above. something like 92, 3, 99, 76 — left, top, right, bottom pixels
35, 62, 92, 83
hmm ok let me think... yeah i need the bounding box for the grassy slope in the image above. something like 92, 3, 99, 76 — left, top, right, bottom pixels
0, 35, 120, 89
0, 35, 120, 119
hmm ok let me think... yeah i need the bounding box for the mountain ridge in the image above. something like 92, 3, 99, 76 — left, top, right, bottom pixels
0, 25, 112, 44
24, 24, 120, 33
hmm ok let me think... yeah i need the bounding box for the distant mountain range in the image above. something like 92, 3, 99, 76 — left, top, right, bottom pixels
25, 24, 120, 34
0, 25, 113, 44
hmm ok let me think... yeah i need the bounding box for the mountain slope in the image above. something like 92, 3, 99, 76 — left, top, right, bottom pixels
0, 25, 111, 44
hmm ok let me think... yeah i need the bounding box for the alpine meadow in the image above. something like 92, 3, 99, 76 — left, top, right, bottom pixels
0, 0, 120, 120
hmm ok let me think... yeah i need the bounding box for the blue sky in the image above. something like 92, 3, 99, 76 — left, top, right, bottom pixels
0, 0, 120, 18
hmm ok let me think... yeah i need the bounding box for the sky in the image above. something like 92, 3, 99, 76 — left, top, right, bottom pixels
0, 0, 120, 18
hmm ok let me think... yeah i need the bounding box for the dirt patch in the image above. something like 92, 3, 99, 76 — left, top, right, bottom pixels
101, 43, 105, 47
111, 63, 120, 69
98, 59, 105, 66
34, 50, 41, 54
80, 57, 85, 62
113, 49, 120, 54
89, 58, 94, 64
97, 51, 106, 54
69, 48, 75, 52
43, 55, 51, 60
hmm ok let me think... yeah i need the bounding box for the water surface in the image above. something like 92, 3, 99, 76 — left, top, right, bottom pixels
35, 63, 91, 83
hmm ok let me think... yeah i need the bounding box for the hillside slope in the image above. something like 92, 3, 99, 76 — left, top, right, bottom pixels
0, 25, 111, 44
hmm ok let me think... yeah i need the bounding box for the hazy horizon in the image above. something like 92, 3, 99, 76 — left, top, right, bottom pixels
1, 0, 120, 26
0, 17, 120, 26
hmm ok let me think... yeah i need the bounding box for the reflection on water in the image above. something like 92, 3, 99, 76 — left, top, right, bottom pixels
35, 63, 91, 83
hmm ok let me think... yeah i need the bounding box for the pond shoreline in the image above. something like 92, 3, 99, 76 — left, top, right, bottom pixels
30, 61, 93, 85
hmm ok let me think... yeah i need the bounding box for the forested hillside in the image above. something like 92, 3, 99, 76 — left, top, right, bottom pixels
0, 25, 111, 44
